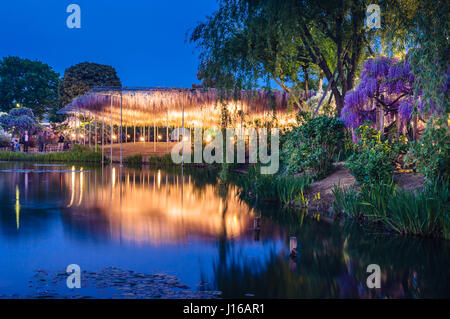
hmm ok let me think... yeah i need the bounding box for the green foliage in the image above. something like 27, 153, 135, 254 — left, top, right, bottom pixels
0, 144, 107, 163
406, 116, 449, 181
236, 165, 312, 205
190, 0, 374, 112
0, 56, 59, 119
332, 180, 450, 239
281, 116, 346, 178
276, 175, 313, 206
58, 62, 122, 110
381, 0, 449, 114
345, 123, 395, 186
124, 154, 143, 167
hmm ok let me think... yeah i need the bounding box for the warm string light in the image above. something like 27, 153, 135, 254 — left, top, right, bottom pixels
59, 88, 298, 128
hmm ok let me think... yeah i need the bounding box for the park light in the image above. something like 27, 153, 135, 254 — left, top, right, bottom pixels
182, 136, 189, 141
158, 135, 162, 140
139, 137, 145, 142
112, 135, 117, 140
205, 135, 212, 142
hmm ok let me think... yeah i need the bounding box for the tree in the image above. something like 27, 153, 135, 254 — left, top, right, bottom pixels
190, 0, 375, 114
58, 62, 122, 110
380, 0, 449, 115
0, 56, 59, 120
341, 56, 419, 139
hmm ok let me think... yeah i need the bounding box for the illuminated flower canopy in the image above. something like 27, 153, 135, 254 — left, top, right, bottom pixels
58, 87, 305, 127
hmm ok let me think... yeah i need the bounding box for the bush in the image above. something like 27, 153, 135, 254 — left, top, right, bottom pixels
124, 154, 143, 167
0, 134, 11, 147
406, 116, 449, 181
281, 116, 346, 178
345, 123, 395, 186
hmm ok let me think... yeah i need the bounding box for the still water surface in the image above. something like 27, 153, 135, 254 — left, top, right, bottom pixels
0, 161, 448, 298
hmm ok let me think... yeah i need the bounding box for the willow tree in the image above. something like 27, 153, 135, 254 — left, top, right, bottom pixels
380, 0, 449, 115
190, 0, 375, 114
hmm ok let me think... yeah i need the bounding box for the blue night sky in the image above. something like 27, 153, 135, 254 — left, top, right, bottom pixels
0, 0, 218, 88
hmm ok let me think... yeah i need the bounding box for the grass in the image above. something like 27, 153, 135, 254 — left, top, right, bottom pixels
235, 165, 312, 206
332, 180, 450, 239
0, 145, 108, 164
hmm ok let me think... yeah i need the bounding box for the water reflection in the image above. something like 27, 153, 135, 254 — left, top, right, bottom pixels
62, 166, 259, 243
0, 162, 448, 298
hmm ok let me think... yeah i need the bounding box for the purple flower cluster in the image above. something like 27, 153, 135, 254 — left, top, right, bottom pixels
341, 56, 419, 129
0, 108, 40, 135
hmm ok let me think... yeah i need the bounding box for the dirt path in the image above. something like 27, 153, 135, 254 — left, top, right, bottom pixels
304, 163, 426, 211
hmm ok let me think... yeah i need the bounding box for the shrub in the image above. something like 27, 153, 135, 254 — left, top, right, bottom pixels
281, 116, 346, 178
124, 154, 143, 167
406, 116, 449, 181
345, 123, 395, 186
0, 134, 11, 147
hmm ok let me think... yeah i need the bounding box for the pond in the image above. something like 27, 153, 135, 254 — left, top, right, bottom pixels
0, 161, 448, 298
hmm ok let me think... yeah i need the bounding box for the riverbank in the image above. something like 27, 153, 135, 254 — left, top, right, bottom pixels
302, 163, 427, 212
0, 145, 106, 164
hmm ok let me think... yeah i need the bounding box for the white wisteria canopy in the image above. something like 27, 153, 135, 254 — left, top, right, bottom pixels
57, 87, 297, 128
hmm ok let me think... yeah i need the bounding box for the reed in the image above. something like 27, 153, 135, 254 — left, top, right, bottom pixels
0, 145, 107, 164
332, 180, 449, 238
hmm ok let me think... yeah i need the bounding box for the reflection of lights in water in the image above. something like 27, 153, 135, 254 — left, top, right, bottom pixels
67, 166, 76, 207
15, 185, 20, 230
65, 170, 254, 244
77, 167, 84, 206
157, 170, 161, 189
112, 168, 116, 188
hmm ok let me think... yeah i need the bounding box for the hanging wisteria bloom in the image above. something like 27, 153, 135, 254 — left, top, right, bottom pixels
0, 107, 40, 135
341, 56, 420, 132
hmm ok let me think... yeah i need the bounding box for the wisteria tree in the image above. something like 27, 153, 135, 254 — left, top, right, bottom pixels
341, 56, 421, 140
0, 107, 41, 136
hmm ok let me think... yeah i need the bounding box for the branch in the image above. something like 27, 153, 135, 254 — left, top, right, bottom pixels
313, 39, 352, 117
272, 76, 306, 109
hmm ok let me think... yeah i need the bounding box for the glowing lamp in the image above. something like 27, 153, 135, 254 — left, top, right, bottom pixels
112, 135, 117, 140
139, 137, 145, 142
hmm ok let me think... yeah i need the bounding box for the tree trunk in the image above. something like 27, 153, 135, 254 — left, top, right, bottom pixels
302, 65, 309, 99
318, 73, 323, 91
